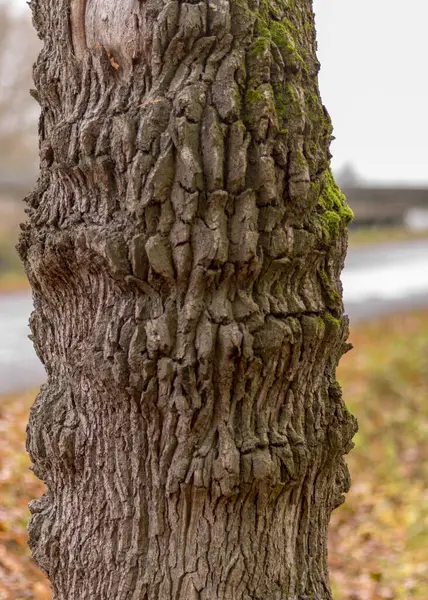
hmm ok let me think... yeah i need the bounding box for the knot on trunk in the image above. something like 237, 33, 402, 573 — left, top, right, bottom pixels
71, 0, 146, 67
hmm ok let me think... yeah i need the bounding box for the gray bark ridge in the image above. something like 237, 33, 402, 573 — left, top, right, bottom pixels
20, 0, 357, 598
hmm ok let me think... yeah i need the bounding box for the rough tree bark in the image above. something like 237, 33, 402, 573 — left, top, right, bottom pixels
20, 0, 357, 598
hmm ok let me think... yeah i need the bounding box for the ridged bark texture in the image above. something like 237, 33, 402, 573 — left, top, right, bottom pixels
20, 0, 357, 598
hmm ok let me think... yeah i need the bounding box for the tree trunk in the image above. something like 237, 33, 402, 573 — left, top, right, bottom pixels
20, 0, 357, 598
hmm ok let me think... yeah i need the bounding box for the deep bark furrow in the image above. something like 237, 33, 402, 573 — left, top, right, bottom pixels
21, 0, 356, 598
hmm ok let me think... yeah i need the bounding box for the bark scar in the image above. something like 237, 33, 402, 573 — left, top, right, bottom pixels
70, 0, 87, 58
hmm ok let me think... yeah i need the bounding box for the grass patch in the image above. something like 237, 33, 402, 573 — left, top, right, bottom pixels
0, 271, 29, 293
0, 198, 29, 293
349, 226, 428, 247
0, 200, 29, 292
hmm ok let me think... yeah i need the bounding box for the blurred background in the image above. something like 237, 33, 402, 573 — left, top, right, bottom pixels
1, 0, 428, 599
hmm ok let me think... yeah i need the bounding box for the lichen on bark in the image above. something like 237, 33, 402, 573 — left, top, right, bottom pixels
19, 0, 357, 598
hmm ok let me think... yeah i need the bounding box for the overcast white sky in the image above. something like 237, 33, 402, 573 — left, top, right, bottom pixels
11, 0, 428, 184
314, 0, 428, 184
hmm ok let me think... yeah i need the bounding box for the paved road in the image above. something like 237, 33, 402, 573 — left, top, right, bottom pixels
343, 239, 428, 321
1, 239, 427, 394
0, 293, 45, 395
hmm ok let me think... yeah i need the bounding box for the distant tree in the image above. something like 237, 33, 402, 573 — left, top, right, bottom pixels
336, 163, 362, 188
0, 4, 40, 180
21, 0, 357, 598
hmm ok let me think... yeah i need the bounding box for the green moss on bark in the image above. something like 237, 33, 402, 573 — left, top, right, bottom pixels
310, 169, 354, 244
243, 0, 308, 125
324, 312, 341, 327
320, 170, 354, 223
270, 21, 304, 71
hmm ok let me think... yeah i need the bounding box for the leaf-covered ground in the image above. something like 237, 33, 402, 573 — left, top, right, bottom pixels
1, 311, 428, 599
330, 311, 428, 599
0, 391, 50, 599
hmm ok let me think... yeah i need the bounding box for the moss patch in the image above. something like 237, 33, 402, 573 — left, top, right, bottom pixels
324, 312, 341, 327
310, 169, 354, 244
243, 0, 308, 126
270, 21, 304, 71
320, 169, 354, 223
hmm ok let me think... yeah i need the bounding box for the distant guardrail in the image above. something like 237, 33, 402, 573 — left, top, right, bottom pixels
342, 187, 428, 227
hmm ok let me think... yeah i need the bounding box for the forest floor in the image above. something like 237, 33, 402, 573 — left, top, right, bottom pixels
1, 311, 428, 599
